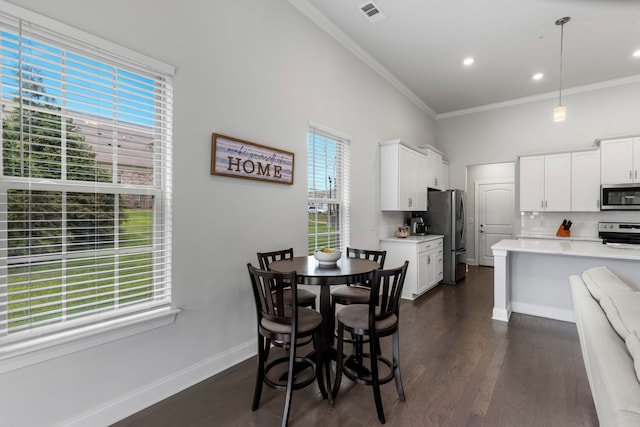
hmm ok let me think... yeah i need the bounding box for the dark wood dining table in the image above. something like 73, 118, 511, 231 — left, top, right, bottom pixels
269, 255, 380, 399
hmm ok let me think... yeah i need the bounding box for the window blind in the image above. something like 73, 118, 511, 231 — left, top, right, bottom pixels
0, 8, 173, 343
307, 122, 350, 255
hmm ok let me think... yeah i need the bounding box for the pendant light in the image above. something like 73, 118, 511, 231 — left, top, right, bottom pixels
553, 17, 570, 122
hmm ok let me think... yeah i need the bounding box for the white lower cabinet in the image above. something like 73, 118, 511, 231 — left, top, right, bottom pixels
380, 236, 444, 300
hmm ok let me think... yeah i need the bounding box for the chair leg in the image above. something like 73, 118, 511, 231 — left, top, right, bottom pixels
392, 331, 406, 401
282, 337, 296, 427
314, 330, 328, 400
331, 322, 345, 402
264, 338, 272, 360
252, 335, 266, 411
370, 333, 385, 424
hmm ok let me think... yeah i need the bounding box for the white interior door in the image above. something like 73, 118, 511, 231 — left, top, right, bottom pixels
477, 181, 515, 266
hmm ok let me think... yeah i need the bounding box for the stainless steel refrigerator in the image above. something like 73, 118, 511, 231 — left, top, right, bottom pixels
426, 189, 466, 284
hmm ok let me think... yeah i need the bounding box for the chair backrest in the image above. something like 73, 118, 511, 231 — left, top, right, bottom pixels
257, 248, 294, 271
369, 261, 409, 324
247, 263, 298, 333
346, 247, 386, 269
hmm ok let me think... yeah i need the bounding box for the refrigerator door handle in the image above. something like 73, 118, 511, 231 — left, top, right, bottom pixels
460, 195, 466, 244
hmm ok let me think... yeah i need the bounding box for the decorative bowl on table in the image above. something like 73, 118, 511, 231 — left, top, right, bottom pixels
314, 249, 341, 266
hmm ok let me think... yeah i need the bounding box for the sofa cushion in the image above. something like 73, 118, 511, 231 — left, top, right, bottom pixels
582, 266, 634, 303
626, 331, 640, 384
581, 266, 640, 340
603, 294, 640, 339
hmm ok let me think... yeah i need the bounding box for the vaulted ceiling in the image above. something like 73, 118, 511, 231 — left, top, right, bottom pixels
291, 0, 640, 117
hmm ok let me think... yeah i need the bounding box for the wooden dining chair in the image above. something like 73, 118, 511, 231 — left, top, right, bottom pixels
331, 248, 386, 310
247, 263, 327, 427
331, 248, 386, 357
257, 248, 317, 310
332, 261, 409, 424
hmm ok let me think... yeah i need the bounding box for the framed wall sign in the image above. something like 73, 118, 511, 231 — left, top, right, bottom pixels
211, 133, 294, 185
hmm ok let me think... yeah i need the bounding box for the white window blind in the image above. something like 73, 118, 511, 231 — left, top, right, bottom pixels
307, 122, 350, 255
0, 7, 174, 345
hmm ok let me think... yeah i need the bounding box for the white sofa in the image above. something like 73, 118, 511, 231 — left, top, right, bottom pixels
570, 266, 640, 427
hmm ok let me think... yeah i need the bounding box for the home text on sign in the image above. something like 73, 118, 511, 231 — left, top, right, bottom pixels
226, 156, 282, 178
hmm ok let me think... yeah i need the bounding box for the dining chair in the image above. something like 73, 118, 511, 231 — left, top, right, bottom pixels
247, 263, 327, 427
331, 248, 386, 309
332, 261, 409, 424
331, 248, 386, 357
257, 248, 317, 310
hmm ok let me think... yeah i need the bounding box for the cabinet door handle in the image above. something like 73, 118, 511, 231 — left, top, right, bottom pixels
408, 197, 412, 207
631, 170, 634, 180
636, 170, 638, 180
541, 200, 544, 209
427, 254, 431, 265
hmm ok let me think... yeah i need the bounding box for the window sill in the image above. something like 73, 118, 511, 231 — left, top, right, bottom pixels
0, 307, 181, 374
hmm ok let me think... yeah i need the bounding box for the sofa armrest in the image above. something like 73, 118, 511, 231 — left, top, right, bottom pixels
571, 275, 640, 427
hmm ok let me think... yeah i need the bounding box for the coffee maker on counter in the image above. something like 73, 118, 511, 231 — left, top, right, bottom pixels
409, 213, 427, 236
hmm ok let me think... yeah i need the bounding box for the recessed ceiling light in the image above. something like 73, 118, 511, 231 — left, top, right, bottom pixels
532, 73, 544, 80
633, 49, 640, 58
463, 57, 474, 66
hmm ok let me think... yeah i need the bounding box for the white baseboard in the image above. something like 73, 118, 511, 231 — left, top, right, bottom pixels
511, 301, 575, 323
492, 306, 511, 322
63, 338, 256, 427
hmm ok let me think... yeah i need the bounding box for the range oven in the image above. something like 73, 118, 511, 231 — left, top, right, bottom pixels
598, 222, 640, 246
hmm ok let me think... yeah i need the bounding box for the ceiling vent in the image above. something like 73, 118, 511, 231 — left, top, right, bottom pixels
359, 2, 387, 23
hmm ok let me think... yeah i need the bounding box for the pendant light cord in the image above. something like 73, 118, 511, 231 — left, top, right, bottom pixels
555, 17, 570, 106
559, 21, 564, 105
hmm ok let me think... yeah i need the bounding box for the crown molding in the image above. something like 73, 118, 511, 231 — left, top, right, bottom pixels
436, 74, 640, 120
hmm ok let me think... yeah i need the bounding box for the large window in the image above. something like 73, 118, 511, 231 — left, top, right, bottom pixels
307, 122, 350, 254
0, 7, 174, 348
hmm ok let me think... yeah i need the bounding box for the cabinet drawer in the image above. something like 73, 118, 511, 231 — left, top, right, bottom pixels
418, 239, 442, 253
417, 241, 434, 253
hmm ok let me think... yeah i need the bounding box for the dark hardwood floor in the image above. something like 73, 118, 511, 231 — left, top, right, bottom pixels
112, 266, 598, 427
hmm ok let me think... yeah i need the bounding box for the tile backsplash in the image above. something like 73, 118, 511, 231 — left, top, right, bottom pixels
380, 211, 412, 237
520, 211, 640, 238
381, 209, 639, 240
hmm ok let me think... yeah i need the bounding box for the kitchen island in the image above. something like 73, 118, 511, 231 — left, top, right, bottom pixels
491, 239, 640, 323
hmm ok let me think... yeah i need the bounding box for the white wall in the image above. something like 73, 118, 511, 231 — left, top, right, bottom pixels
437, 81, 640, 191
0, 1, 435, 426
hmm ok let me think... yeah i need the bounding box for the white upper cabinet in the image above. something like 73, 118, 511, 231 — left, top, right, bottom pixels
600, 138, 640, 184
380, 140, 427, 211
572, 149, 600, 212
519, 155, 545, 211
519, 153, 571, 212
441, 161, 450, 190
426, 148, 443, 190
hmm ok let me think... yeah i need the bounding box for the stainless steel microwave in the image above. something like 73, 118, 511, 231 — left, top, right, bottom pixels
601, 184, 640, 210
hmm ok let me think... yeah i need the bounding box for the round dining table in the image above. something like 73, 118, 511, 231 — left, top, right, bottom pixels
269, 255, 380, 400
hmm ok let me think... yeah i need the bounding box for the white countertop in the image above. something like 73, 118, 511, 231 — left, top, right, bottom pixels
380, 234, 444, 244
492, 238, 640, 261
517, 233, 602, 243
